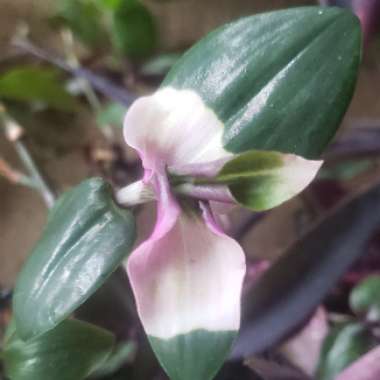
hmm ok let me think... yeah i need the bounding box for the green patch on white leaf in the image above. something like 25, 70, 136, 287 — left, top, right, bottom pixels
149, 329, 236, 380
216, 150, 322, 211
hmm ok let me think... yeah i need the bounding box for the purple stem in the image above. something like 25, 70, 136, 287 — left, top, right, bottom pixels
12, 39, 136, 107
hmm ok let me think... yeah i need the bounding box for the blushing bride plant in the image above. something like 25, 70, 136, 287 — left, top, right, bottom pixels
5, 6, 361, 380
118, 87, 322, 379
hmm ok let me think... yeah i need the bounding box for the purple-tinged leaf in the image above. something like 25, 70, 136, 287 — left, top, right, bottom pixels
231, 182, 380, 359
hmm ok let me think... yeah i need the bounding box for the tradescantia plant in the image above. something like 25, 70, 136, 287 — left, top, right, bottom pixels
6, 6, 361, 380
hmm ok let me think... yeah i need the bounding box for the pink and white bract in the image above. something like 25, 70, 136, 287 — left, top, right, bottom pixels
122, 87, 322, 380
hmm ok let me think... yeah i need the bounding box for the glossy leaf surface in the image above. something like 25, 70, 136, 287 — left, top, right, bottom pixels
163, 7, 361, 159
13, 177, 136, 340
231, 182, 380, 358
3, 319, 114, 380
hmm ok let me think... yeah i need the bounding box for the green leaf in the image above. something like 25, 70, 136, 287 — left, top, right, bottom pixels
141, 53, 181, 76
96, 0, 122, 10
213, 150, 320, 211
349, 275, 380, 321
319, 160, 373, 181
96, 102, 127, 129
163, 7, 361, 159
91, 341, 136, 377
13, 177, 136, 340
317, 323, 376, 380
111, 0, 157, 58
56, 0, 108, 48
3, 319, 114, 380
0, 66, 76, 111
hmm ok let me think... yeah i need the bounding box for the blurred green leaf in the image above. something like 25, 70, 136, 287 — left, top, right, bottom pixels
13, 178, 136, 341
317, 323, 376, 380
3, 319, 114, 380
111, 0, 157, 58
96, 102, 127, 129
336, 345, 380, 380
246, 357, 309, 380
141, 53, 181, 76
56, 0, 108, 48
96, 0, 122, 10
91, 341, 136, 378
0, 66, 76, 111
350, 275, 380, 321
319, 160, 373, 181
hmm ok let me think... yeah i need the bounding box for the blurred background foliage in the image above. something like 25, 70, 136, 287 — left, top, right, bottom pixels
0, 0, 380, 379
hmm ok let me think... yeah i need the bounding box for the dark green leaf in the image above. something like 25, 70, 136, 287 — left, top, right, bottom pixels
317, 323, 376, 380
56, 0, 108, 48
349, 275, 380, 321
13, 177, 136, 340
231, 182, 380, 359
163, 7, 361, 159
91, 341, 136, 378
0, 66, 76, 111
75, 269, 136, 337
3, 319, 114, 380
111, 0, 157, 58
96, 102, 127, 129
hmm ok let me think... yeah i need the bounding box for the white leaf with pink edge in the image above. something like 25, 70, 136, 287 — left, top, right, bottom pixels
123, 87, 232, 173
126, 199, 246, 340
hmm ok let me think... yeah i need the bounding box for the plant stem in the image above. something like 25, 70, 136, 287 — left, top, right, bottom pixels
61, 29, 114, 140
11, 37, 136, 107
175, 182, 235, 204
0, 157, 36, 189
116, 180, 155, 206
13, 141, 56, 207
0, 103, 56, 208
